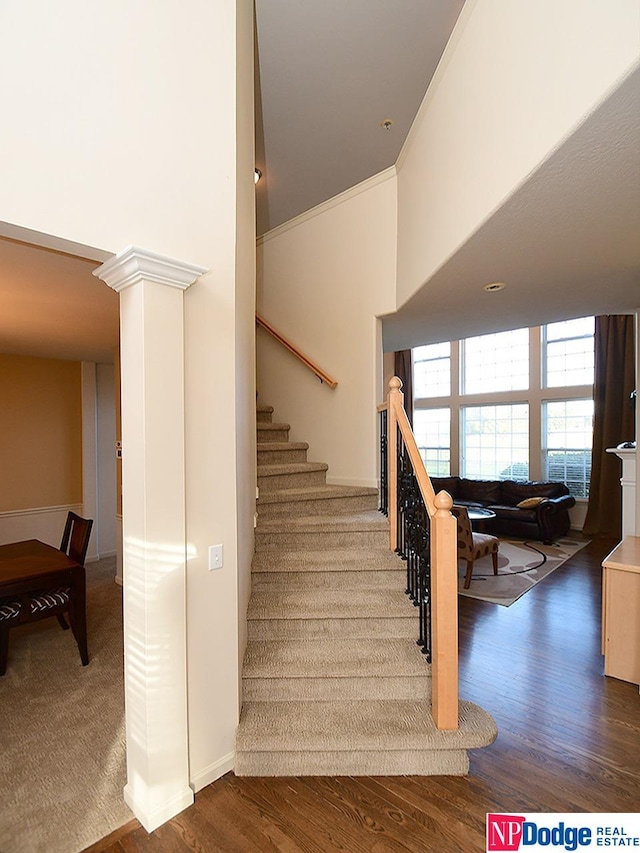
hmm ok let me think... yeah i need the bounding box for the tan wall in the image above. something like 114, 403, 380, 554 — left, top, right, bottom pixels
0, 354, 82, 512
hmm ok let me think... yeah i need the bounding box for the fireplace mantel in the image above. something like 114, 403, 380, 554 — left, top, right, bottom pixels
606, 447, 637, 537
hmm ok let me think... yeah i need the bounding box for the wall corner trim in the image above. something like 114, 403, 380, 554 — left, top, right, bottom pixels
93, 245, 209, 293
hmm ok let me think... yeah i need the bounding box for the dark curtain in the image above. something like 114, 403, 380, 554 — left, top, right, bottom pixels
394, 350, 413, 426
583, 315, 636, 538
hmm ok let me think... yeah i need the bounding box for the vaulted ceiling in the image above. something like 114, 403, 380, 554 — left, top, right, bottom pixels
254, 0, 465, 234
0, 2, 638, 364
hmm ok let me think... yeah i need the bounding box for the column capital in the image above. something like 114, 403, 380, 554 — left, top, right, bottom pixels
93, 245, 208, 293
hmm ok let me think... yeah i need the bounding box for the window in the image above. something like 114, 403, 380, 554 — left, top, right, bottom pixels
543, 399, 594, 498
461, 404, 529, 481
544, 317, 594, 388
414, 408, 450, 475
463, 328, 529, 394
411, 317, 594, 497
413, 342, 450, 398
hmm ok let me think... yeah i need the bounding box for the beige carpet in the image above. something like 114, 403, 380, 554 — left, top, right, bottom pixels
458, 537, 589, 606
0, 556, 132, 853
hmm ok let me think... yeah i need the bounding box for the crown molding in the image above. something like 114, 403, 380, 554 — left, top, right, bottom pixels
93, 245, 208, 293
257, 166, 397, 245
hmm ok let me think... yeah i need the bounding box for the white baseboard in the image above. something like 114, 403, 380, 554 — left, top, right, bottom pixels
326, 476, 378, 489
190, 751, 235, 793
86, 549, 117, 563
124, 782, 194, 834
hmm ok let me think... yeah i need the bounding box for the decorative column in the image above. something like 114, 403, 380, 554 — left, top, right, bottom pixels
94, 246, 207, 832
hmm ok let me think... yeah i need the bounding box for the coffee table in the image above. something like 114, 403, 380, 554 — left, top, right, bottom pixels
465, 507, 496, 532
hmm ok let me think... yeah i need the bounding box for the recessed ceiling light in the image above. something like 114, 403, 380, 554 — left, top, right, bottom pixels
254, 168, 262, 184
483, 282, 506, 292
380, 119, 393, 131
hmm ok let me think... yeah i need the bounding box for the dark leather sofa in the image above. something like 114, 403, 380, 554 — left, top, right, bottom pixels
430, 476, 576, 545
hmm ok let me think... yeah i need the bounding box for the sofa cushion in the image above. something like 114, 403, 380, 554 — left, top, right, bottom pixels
516, 496, 547, 509
488, 504, 538, 523
500, 480, 567, 505
458, 479, 502, 505
430, 476, 460, 498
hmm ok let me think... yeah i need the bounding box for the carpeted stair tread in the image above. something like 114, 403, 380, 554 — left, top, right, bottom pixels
236, 699, 497, 753
256, 484, 378, 505
243, 638, 430, 679
258, 441, 309, 451
256, 510, 388, 533
244, 401, 498, 777
251, 568, 407, 590
251, 548, 404, 572
247, 588, 413, 620
257, 404, 274, 413
258, 461, 329, 477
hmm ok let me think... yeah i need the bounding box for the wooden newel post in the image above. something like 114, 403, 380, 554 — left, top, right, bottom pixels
431, 488, 459, 730
387, 376, 404, 552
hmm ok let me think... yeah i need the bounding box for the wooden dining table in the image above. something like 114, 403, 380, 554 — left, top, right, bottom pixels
0, 539, 88, 665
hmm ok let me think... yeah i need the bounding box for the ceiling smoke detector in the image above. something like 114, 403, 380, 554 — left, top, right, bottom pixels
483, 282, 506, 292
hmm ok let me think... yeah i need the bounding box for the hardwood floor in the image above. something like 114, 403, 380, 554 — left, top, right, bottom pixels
85, 536, 640, 853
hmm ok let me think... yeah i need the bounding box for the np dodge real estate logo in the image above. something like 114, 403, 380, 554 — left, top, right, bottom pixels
487, 813, 640, 851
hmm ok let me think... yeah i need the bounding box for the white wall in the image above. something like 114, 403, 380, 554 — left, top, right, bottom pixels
0, 504, 83, 548
257, 171, 397, 487
0, 0, 255, 799
396, 0, 640, 307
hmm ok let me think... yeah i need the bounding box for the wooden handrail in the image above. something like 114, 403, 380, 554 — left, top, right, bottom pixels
256, 313, 338, 388
384, 376, 459, 731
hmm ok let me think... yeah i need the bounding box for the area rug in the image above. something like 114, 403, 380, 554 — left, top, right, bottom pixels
0, 556, 132, 853
458, 537, 589, 606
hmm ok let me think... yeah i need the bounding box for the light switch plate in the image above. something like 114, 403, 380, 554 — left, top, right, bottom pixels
208, 544, 223, 570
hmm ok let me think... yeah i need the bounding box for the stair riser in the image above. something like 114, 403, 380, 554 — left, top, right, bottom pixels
257, 428, 290, 443
258, 448, 308, 465
243, 676, 430, 701
247, 617, 416, 640
256, 411, 273, 424
258, 470, 327, 493
251, 551, 403, 572
257, 493, 378, 519
255, 529, 388, 550
251, 570, 407, 591
234, 749, 469, 777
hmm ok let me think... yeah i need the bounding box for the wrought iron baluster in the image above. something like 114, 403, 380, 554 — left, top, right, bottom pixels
378, 397, 432, 664
395, 425, 405, 558
378, 409, 388, 516
396, 442, 432, 661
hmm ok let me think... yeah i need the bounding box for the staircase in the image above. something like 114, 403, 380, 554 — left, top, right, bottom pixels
235, 403, 497, 776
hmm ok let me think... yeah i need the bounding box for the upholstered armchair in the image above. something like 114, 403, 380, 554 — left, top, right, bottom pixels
451, 505, 499, 589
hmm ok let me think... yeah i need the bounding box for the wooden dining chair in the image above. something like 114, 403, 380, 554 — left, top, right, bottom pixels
56, 512, 93, 631
0, 512, 93, 676
451, 505, 499, 589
